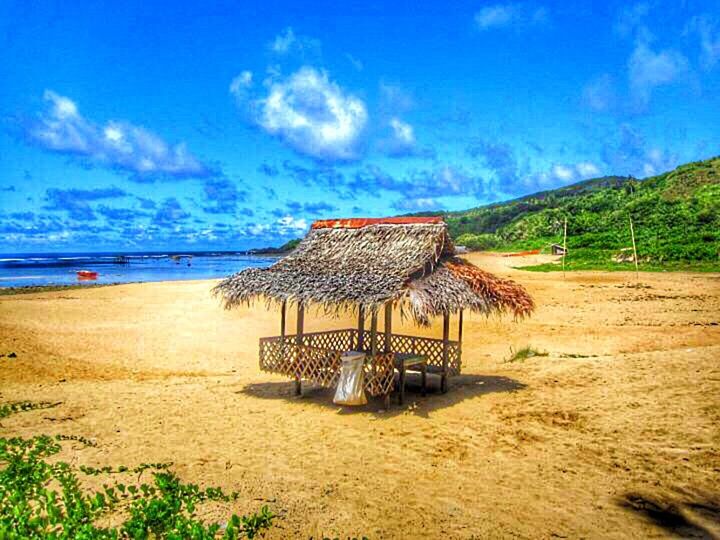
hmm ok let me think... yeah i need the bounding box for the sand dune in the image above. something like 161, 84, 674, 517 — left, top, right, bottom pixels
1, 253, 719, 538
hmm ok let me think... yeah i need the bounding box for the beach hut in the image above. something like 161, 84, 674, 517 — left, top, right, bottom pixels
214, 217, 534, 407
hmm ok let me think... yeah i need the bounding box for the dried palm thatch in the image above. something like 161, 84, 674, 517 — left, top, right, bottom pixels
214, 217, 534, 326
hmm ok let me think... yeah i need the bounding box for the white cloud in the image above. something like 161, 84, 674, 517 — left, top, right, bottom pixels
248, 223, 270, 236
389, 118, 414, 146
229, 71, 254, 108
576, 162, 600, 177
349, 164, 484, 199
377, 84, 429, 158
49, 92, 79, 119
474, 3, 548, 31
435, 166, 466, 193
642, 147, 670, 177
600, 123, 678, 178
28, 90, 211, 180
687, 15, 720, 70
642, 162, 657, 176
379, 82, 414, 113
244, 215, 308, 238
475, 5, 515, 29
552, 164, 575, 181
581, 74, 616, 112
628, 38, 688, 109
269, 27, 321, 58
393, 197, 443, 211
229, 71, 253, 97
277, 215, 308, 234
256, 67, 368, 161
271, 28, 297, 54
614, 2, 650, 37
612, 4, 689, 112
527, 161, 600, 188
380, 117, 421, 157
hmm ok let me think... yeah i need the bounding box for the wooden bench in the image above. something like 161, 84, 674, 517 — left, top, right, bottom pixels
394, 353, 427, 405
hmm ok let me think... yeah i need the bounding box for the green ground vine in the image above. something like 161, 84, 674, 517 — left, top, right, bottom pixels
0, 435, 275, 539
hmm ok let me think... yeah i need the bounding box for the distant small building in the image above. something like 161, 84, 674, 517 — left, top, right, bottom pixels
455, 245, 469, 254
551, 244, 568, 255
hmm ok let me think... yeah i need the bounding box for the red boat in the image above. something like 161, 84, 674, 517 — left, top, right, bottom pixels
76, 270, 98, 280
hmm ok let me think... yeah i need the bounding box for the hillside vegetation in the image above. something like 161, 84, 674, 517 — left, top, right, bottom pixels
439, 156, 720, 271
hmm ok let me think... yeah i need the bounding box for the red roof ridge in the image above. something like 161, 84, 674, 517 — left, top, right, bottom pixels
312, 217, 444, 229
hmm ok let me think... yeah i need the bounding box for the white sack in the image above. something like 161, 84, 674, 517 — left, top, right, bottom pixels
333, 352, 367, 406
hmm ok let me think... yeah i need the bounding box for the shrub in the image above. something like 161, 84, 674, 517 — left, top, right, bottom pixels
506, 346, 548, 363
0, 435, 275, 539
455, 233, 500, 251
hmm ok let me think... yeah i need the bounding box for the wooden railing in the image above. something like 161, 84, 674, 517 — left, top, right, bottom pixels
361, 331, 461, 376
258, 328, 461, 396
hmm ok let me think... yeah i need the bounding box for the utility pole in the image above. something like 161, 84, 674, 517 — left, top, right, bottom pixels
629, 217, 639, 282
562, 217, 568, 279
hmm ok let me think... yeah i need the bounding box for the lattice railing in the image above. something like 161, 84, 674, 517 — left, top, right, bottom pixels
258, 329, 461, 396
300, 329, 357, 352
359, 331, 461, 376
363, 352, 395, 396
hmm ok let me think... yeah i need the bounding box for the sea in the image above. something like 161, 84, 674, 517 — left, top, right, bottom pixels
0, 251, 278, 288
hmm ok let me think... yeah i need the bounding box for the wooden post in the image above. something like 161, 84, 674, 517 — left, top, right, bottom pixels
629, 217, 639, 282
369, 311, 389, 408
458, 309, 464, 352
357, 305, 365, 351
457, 309, 464, 387
385, 302, 398, 405
384, 302, 392, 353
369, 312, 379, 368
562, 217, 568, 279
441, 311, 450, 393
280, 300, 287, 365
280, 300, 287, 343
295, 302, 304, 396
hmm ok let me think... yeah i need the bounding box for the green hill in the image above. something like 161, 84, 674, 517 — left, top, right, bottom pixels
439, 156, 720, 271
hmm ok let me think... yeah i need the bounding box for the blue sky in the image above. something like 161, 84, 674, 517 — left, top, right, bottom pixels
1, 1, 719, 252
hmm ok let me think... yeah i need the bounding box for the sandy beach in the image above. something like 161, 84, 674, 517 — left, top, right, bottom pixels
1, 253, 719, 538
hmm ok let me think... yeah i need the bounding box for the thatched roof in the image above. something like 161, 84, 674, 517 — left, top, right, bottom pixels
214, 217, 534, 325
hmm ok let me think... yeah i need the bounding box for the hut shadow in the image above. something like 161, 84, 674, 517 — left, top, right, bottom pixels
618, 491, 720, 539
238, 373, 526, 418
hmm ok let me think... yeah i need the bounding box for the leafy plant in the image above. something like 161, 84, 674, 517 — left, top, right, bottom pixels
0, 435, 275, 539
506, 346, 548, 363
0, 401, 61, 420
54, 434, 98, 448
79, 462, 172, 476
